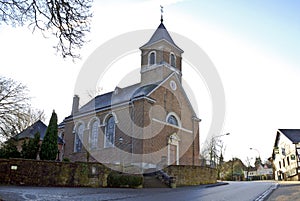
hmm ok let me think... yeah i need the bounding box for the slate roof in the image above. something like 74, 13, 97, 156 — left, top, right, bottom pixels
14, 120, 47, 141
278, 129, 300, 143
14, 120, 65, 144
76, 83, 159, 115
140, 22, 183, 52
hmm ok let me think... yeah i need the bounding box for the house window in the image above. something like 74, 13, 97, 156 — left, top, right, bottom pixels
167, 115, 178, 126
282, 148, 286, 156
149, 51, 156, 65
279, 161, 281, 168
90, 121, 99, 150
287, 156, 290, 166
170, 53, 176, 67
283, 159, 285, 167
74, 124, 84, 152
104, 116, 115, 148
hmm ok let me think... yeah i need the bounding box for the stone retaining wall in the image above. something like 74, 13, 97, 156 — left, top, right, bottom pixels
0, 159, 217, 187
0, 158, 111, 187
164, 165, 217, 186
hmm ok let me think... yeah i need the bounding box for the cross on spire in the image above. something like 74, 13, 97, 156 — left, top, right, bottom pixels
160, 5, 164, 23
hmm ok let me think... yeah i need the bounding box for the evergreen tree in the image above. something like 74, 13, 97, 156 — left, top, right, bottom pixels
21, 132, 40, 159
28, 132, 40, 159
0, 139, 20, 159
20, 140, 28, 158
40, 110, 58, 160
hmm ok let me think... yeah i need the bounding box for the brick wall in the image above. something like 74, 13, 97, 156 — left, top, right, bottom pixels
164, 165, 217, 186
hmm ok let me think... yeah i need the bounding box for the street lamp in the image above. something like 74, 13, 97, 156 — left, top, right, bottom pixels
249, 147, 261, 158
249, 147, 262, 180
213, 133, 230, 139
210, 133, 230, 168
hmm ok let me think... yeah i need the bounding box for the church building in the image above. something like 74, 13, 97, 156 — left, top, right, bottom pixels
61, 16, 201, 172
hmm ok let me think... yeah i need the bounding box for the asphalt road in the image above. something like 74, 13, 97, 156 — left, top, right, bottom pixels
0, 181, 276, 201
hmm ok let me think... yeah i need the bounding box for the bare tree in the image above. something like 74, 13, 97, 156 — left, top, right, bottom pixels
0, 76, 44, 138
16, 108, 46, 133
201, 137, 226, 168
0, 0, 93, 59
87, 86, 104, 99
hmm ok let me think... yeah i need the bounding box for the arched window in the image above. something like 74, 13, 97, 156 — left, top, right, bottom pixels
170, 53, 176, 67
167, 115, 179, 126
104, 116, 115, 148
74, 124, 84, 152
149, 51, 156, 65
90, 121, 99, 150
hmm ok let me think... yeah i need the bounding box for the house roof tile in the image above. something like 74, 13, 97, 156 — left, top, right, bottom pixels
14, 120, 47, 140
278, 129, 300, 143
76, 83, 159, 115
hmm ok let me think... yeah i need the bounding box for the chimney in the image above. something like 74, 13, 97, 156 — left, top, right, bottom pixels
72, 95, 79, 115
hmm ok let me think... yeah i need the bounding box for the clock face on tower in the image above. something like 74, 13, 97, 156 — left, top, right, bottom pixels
170, 80, 177, 90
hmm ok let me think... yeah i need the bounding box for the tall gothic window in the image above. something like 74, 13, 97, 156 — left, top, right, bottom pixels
149, 51, 156, 65
105, 116, 115, 148
74, 124, 84, 152
167, 115, 179, 126
170, 53, 176, 67
90, 121, 99, 150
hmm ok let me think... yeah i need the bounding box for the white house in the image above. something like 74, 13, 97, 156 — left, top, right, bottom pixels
272, 129, 300, 181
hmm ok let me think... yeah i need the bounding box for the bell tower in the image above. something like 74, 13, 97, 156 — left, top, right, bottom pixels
139, 12, 184, 86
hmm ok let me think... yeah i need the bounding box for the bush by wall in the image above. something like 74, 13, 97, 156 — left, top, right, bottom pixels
107, 172, 143, 188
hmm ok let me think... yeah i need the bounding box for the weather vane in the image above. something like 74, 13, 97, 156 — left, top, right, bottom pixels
160, 5, 164, 22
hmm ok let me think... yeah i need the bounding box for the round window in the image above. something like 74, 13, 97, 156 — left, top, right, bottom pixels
170, 80, 177, 90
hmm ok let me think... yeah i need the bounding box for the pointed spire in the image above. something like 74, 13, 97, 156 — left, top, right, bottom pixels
160, 5, 163, 23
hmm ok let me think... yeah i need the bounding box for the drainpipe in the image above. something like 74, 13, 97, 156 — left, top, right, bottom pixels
192, 117, 195, 166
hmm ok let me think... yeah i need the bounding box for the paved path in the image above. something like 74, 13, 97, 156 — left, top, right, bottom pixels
0, 181, 276, 201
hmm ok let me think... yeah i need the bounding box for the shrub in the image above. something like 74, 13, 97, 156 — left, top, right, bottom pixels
107, 172, 143, 188
128, 175, 143, 187
62, 157, 70, 162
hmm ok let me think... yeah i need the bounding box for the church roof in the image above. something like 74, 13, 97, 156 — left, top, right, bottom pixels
76, 83, 159, 115
278, 129, 300, 143
140, 22, 183, 52
14, 120, 47, 140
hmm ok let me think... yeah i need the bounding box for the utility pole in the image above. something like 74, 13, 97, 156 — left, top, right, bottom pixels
231, 157, 234, 181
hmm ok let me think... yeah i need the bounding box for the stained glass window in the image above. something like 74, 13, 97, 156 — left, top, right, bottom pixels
75, 124, 84, 152
90, 121, 99, 149
105, 116, 115, 148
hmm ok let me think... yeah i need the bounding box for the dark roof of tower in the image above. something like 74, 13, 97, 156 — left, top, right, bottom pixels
140, 22, 183, 52
278, 129, 300, 143
14, 120, 47, 140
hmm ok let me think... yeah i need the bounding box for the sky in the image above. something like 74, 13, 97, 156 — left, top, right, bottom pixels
1, 0, 300, 165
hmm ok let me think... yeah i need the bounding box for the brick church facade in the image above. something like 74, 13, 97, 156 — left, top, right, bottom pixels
60, 18, 201, 172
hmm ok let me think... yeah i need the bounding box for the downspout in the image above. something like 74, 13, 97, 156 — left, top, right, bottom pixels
192, 117, 195, 165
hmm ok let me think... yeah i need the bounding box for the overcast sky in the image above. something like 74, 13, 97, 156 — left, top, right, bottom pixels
1, 0, 300, 164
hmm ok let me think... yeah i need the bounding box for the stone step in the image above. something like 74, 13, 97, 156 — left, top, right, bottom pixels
143, 175, 169, 188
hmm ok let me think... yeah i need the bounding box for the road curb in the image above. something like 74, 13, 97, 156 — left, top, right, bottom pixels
205, 182, 229, 188
254, 183, 279, 201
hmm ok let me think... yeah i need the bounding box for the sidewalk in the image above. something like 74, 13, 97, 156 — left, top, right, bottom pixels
265, 181, 300, 201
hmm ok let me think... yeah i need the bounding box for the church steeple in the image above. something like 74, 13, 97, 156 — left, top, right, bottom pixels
139, 11, 183, 86
160, 5, 163, 23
